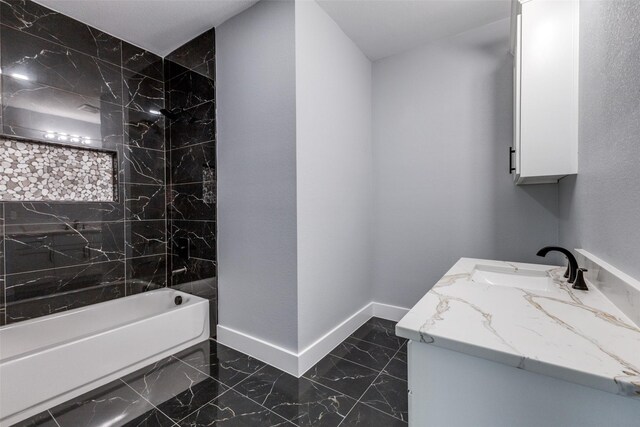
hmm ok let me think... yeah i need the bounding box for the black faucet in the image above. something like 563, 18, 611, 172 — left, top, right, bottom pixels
536, 246, 578, 283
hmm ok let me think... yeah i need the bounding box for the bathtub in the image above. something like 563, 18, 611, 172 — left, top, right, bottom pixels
0, 288, 209, 426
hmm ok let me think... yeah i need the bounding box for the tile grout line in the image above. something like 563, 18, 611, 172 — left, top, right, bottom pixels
337, 344, 407, 426
47, 409, 62, 427
121, 41, 128, 297
118, 378, 182, 424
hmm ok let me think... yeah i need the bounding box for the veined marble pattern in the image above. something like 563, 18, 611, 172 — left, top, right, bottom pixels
0, 138, 115, 201
396, 258, 640, 398
0, 0, 170, 326
14, 319, 408, 426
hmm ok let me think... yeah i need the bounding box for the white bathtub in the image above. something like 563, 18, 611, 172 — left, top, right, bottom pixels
0, 288, 209, 426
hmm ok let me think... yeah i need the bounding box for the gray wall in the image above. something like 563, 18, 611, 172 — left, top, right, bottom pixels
217, 0, 299, 351
372, 18, 560, 308
559, 0, 640, 280
295, 0, 373, 350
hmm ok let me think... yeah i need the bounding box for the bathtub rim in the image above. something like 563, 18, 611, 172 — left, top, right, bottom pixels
0, 288, 204, 363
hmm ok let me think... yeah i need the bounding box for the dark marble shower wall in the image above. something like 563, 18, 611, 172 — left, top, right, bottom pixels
0, 0, 167, 325
164, 29, 218, 335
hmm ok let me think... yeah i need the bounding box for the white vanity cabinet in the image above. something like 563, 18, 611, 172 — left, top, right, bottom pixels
510, 0, 579, 184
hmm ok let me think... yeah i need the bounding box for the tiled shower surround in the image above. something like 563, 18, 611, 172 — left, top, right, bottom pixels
165, 29, 218, 332
0, 0, 217, 329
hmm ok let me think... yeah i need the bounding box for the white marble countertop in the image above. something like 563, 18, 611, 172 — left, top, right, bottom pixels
396, 258, 640, 398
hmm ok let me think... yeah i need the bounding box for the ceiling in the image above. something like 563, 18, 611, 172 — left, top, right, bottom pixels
35, 0, 510, 61
318, 0, 510, 60
34, 0, 259, 57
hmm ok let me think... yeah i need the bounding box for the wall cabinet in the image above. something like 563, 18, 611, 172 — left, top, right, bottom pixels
510, 0, 579, 184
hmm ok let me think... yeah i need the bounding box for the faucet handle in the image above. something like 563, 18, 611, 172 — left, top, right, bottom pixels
572, 268, 588, 291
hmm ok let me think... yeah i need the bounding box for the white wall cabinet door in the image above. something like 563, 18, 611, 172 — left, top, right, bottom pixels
511, 0, 579, 185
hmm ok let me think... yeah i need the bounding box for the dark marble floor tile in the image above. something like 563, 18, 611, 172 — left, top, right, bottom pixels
120, 145, 165, 185
123, 356, 227, 423
382, 352, 407, 381
125, 108, 165, 150
0, 0, 122, 65
123, 70, 164, 113
177, 389, 291, 427
2, 79, 124, 150
302, 355, 379, 399
9, 410, 58, 427
360, 374, 408, 422
165, 29, 215, 79
174, 339, 265, 387
125, 184, 166, 220
330, 337, 396, 371
49, 378, 172, 427
169, 141, 215, 185
126, 255, 167, 293
169, 183, 215, 221
234, 365, 355, 426
1, 26, 123, 104
341, 403, 407, 426
398, 341, 407, 355
121, 408, 176, 427
350, 318, 405, 351
122, 42, 163, 81
5, 221, 125, 274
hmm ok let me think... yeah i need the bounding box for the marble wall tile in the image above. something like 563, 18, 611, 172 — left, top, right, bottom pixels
125, 220, 167, 258
166, 68, 215, 110
127, 255, 167, 294
170, 257, 216, 291
123, 70, 164, 113
167, 101, 215, 149
5, 260, 126, 323
0, 0, 122, 66
5, 221, 125, 274
171, 220, 216, 261
169, 141, 215, 184
1, 77, 124, 150
122, 41, 163, 81
3, 200, 124, 225
0, 204, 5, 326
169, 183, 215, 221
119, 145, 165, 185
1, 26, 123, 104
0, 0, 169, 324
124, 108, 165, 151
126, 184, 166, 220
165, 29, 215, 79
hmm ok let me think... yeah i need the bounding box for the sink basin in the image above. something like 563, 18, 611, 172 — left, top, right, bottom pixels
471, 264, 554, 291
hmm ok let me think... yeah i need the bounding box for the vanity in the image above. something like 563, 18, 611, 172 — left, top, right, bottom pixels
397, 255, 640, 426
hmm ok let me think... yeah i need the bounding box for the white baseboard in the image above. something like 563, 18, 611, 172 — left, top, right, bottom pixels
217, 301, 410, 377
372, 301, 410, 322
216, 325, 300, 375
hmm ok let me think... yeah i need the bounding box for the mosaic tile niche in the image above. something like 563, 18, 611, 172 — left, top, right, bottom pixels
0, 138, 115, 202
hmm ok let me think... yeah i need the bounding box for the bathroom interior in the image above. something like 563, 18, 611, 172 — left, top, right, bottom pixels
0, 0, 638, 426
